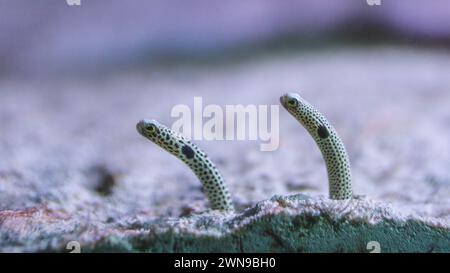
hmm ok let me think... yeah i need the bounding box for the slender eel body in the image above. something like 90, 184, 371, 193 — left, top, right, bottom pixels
280, 93, 352, 199
136, 119, 234, 211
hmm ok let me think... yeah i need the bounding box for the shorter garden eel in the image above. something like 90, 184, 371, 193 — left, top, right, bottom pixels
136, 119, 234, 211
280, 93, 353, 200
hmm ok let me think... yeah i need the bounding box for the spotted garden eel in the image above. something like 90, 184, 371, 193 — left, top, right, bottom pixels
280, 93, 353, 199
136, 119, 234, 211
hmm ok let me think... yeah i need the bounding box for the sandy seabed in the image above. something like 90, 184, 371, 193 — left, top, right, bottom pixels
0, 46, 449, 251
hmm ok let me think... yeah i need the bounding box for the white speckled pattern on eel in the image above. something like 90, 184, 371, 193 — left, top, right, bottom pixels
280, 93, 353, 200
136, 119, 234, 211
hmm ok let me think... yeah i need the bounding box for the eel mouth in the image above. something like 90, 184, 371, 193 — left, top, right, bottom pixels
136, 120, 145, 135
279, 95, 287, 108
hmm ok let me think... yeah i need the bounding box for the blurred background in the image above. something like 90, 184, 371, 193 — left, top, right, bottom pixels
0, 0, 449, 223
1, 0, 450, 77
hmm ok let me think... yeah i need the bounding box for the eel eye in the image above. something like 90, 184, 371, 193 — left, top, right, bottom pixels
288, 98, 297, 107
146, 125, 156, 132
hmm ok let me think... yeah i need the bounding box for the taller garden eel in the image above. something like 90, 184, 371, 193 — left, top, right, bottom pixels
280, 93, 353, 200
136, 119, 234, 211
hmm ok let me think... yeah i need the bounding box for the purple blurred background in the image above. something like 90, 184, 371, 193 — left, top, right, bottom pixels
1, 0, 450, 237
1, 0, 450, 77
